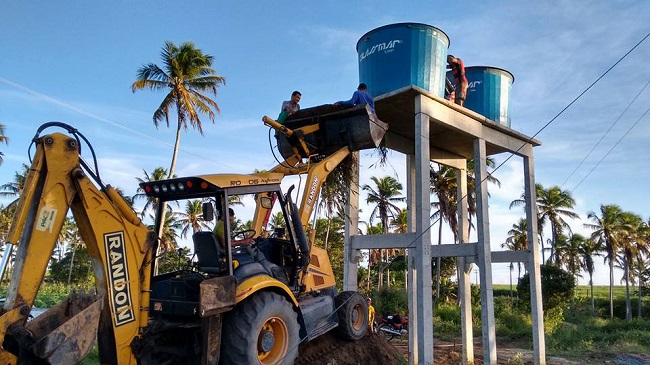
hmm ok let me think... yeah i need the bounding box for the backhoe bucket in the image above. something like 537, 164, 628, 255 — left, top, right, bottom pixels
277, 104, 388, 160
24, 291, 103, 364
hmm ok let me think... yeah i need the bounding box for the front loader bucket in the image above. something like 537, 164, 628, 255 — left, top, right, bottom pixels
277, 104, 388, 161
24, 291, 103, 364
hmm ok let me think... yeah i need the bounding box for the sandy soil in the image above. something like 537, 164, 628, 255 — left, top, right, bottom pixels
295, 332, 650, 365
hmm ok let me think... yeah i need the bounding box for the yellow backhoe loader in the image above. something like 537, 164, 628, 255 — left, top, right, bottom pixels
0, 103, 387, 364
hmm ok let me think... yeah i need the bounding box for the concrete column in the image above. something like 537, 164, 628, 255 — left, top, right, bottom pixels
523, 147, 546, 365
414, 96, 434, 364
343, 151, 360, 291
406, 154, 416, 365
456, 164, 474, 365
474, 138, 497, 364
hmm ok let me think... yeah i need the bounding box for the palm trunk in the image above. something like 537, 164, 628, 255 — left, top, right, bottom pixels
589, 274, 595, 315
67, 243, 78, 285
609, 256, 614, 319
509, 263, 513, 300
367, 249, 371, 292
154, 118, 182, 275
624, 255, 631, 320
638, 257, 643, 318
378, 249, 383, 289
435, 218, 442, 304
324, 216, 331, 251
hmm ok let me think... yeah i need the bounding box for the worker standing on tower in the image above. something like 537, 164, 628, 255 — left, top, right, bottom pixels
447, 55, 468, 107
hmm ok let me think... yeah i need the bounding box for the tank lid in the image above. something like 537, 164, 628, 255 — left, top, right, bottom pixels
356, 22, 450, 51
464, 66, 515, 83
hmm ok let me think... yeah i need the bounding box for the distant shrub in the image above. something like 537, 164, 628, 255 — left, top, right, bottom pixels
517, 264, 575, 311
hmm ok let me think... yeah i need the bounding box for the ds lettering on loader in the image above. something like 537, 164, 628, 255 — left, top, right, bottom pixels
0, 104, 387, 364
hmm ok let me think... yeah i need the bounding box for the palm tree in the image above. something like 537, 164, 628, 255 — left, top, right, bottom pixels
465, 158, 500, 233
268, 212, 285, 235
318, 155, 354, 250
510, 183, 547, 261
61, 217, 82, 285
133, 167, 169, 219
390, 209, 408, 234
0, 164, 29, 210
430, 164, 457, 301
536, 186, 579, 264
178, 200, 211, 238
616, 212, 644, 320
555, 233, 585, 282
502, 218, 528, 280
578, 235, 603, 314
132, 41, 225, 250
362, 176, 404, 288
132, 41, 225, 181
149, 209, 182, 253
430, 159, 500, 301
0, 123, 7, 165
585, 204, 628, 319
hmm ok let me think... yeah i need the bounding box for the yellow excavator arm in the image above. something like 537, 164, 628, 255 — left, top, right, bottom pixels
0, 124, 154, 364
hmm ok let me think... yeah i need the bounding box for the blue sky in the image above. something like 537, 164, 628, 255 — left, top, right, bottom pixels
1, 1, 649, 285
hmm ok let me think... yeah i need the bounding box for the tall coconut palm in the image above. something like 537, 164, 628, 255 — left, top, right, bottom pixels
465, 157, 500, 233
0, 123, 7, 165
637, 218, 650, 317
501, 218, 528, 280
585, 204, 627, 319
535, 186, 580, 264
132, 41, 225, 180
430, 159, 500, 301
578, 235, 603, 314
510, 183, 547, 261
430, 164, 457, 301
362, 176, 404, 288
617, 212, 644, 320
178, 200, 211, 238
132, 41, 225, 250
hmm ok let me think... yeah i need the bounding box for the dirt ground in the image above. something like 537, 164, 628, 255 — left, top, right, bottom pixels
295, 332, 650, 365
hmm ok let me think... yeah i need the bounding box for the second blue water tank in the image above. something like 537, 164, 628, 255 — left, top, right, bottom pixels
448, 66, 515, 127
356, 23, 450, 98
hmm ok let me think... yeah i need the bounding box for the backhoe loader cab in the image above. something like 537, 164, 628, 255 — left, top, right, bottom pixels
140, 173, 369, 364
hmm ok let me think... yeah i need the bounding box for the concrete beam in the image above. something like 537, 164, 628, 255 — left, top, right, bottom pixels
350, 233, 418, 250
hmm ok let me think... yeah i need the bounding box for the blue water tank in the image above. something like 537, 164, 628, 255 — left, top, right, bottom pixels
448, 66, 515, 127
357, 23, 450, 98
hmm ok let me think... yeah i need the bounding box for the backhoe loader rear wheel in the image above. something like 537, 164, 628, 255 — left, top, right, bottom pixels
334, 291, 368, 341
221, 291, 299, 365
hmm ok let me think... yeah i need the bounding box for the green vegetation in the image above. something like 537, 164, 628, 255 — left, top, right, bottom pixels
371, 285, 650, 359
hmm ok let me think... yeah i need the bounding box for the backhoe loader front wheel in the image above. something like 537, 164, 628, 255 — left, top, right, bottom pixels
221, 291, 299, 365
334, 291, 368, 341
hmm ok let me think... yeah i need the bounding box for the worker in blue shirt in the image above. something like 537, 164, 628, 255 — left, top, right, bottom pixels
334, 83, 375, 114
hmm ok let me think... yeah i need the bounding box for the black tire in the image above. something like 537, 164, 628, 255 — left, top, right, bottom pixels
378, 323, 396, 341
334, 291, 367, 341
221, 292, 299, 365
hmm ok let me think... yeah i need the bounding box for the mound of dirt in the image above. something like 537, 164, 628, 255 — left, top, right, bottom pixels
295, 331, 406, 365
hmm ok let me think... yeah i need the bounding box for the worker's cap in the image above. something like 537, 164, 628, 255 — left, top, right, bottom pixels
366, 297, 372, 302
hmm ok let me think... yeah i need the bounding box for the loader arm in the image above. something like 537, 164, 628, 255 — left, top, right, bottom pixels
0, 129, 154, 364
